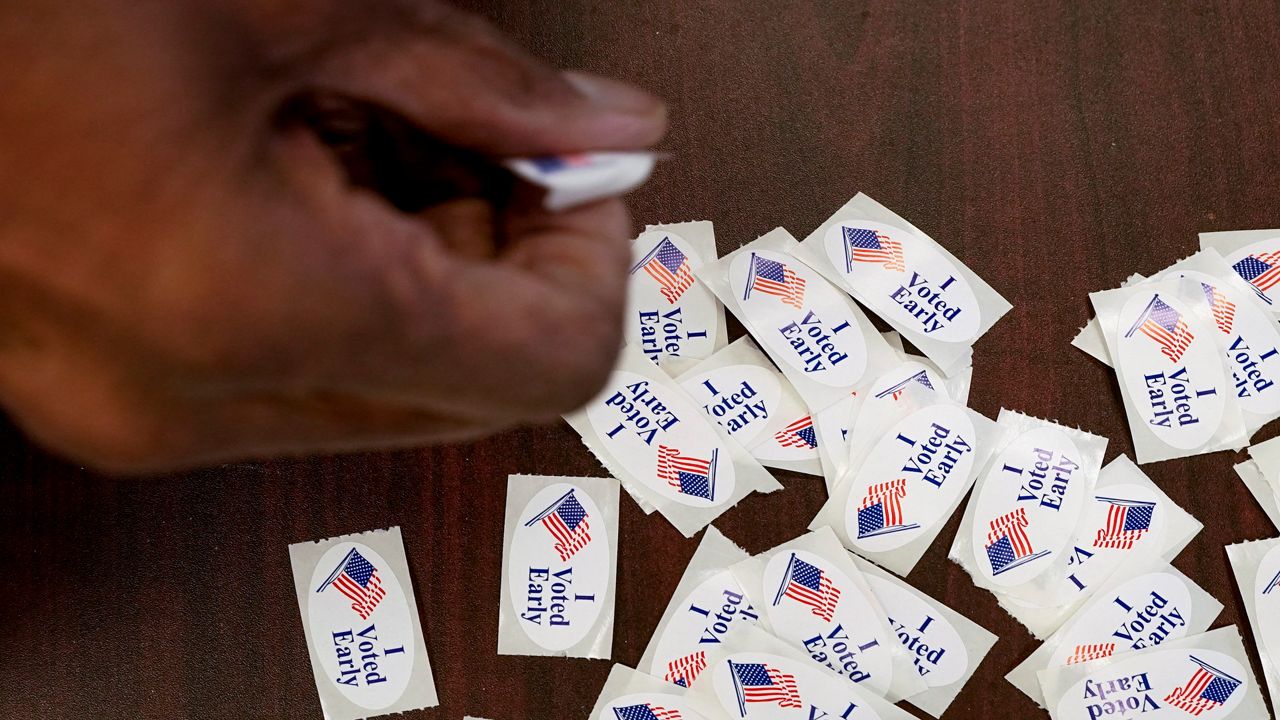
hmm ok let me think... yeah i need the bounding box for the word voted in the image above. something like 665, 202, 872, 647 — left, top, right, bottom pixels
602, 380, 680, 445
1227, 335, 1278, 398
778, 311, 852, 374
1003, 447, 1079, 511
889, 272, 964, 335
331, 623, 407, 688
521, 566, 595, 627
1110, 591, 1187, 651
1143, 367, 1216, 429
802, 624, 882, 685
890, 614, 948, 679
701, 379, 768, 435
896, 422, 973, 488
638, 307, 709, 362
1081, 672, 1160, 719
686, 588, 759, 645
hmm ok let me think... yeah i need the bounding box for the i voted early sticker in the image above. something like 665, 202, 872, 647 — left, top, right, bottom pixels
498, 475, 619, 659
627, 222, 726, 368
288, 527, 438, 719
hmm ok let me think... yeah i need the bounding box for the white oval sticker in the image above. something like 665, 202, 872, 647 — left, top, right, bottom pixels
844, 404, 979, 552
508, 483, 610, 651
822, 220, 982, 343
627, 231, 722, 364
1054, 648, 1248, 719
1180, 270, 1280, 416
729, 250, 868, 387
1254, 544, 1280, 671
1115, 290, 1227, 450
1224, 237, 1280, 314
307, 542, 416, 710
865, 574, 970, 688
645, 570, 759, 687
586, 370, 737, 506
970, 426, 1089, 586
1046, 571, 1196, 668
598, 692, 710, 720
681, 364, 784, 448
709, 651, 887, 720
761, 550, 893, 694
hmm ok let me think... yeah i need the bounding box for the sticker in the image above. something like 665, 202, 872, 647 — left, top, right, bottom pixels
676, 338, 822, 477
685, 624, 917, 720
498, 475, 618, 658
793, 193, 1011, 376
994, 455, 1203, 639
639, 527, 759, 689
564, 344, 781, 537
849, 555, 997, 719
1225, 538, 1280, 712
287, 527, 438, 718
1217, 236, 1280, 311
1038, 627, 1269, 719
1008, 552, 1222, 707
590, 665, 712, 720
696, 228, 897, 413
727, 528, 926, 702
505, 151, 656, 212
627, 222, 727, 368
949, 410, 1106, 608
811, 397, 1001, 576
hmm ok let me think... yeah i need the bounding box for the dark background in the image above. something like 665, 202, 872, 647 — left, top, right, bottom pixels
4, 1, 1280, 718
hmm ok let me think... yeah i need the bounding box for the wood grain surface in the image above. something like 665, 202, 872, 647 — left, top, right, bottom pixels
4, 1, 1280, 718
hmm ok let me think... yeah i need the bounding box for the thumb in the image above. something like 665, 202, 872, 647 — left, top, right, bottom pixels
295, 11, 667, 156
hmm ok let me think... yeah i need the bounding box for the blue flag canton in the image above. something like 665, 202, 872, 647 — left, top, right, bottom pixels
734, 662, 776, 687
1148, 298, 1183, 331
557, 494, 587, 530
1124, 504, 1154, 532
844, 227, 884, 250
614, 705, 661, 720
1202, 674, 1242, 704
344, 550, 377, 587
753, 256, 786, 282
1234, 255, 1275, 281
655, 239, 687, 273
795, 426, 818, 448
986, 536, 1018, 573
857, 504, 886, 536
789, 557, 823, 591
677, 472, 712, 500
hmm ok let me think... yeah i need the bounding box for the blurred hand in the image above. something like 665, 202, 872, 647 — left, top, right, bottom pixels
0, 0, 666, 472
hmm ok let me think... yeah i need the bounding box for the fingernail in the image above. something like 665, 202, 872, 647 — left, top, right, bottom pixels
563, 70, 665, 117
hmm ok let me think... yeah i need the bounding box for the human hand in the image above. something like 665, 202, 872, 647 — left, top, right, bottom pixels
0, 0, 667, 471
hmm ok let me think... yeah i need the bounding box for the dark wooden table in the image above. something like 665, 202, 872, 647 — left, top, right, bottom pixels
4, 2, 1280, 718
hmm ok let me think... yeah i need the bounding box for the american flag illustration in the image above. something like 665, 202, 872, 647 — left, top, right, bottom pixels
728, 661, 802, 714
614, 704, 683, 720
523, 489, 592, 562
1200, 283, 1236, 334
744, 253, 806, 309
856, 479, 920, 539
774, 416, 818, 449
529, 153, 593, 173
1092, 496, 1155, 550
772, 553, 841, 622
1164, 656, 1242, 716
842, 226, 905, 272
1233, 251, 1280, 304
656, 445, 718, 501
664, 650, 707, 688
1263, 568, 1280, 595
1065, 643, 1115, 665
316, 548, 387, 620
633, 237, 695, 304
1124, 294, 1194, 363
873, 369, 936, 401
985, 508, 1049, 576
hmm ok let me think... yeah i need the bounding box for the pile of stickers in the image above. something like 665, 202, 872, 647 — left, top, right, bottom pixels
283, 161, 1280, 720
